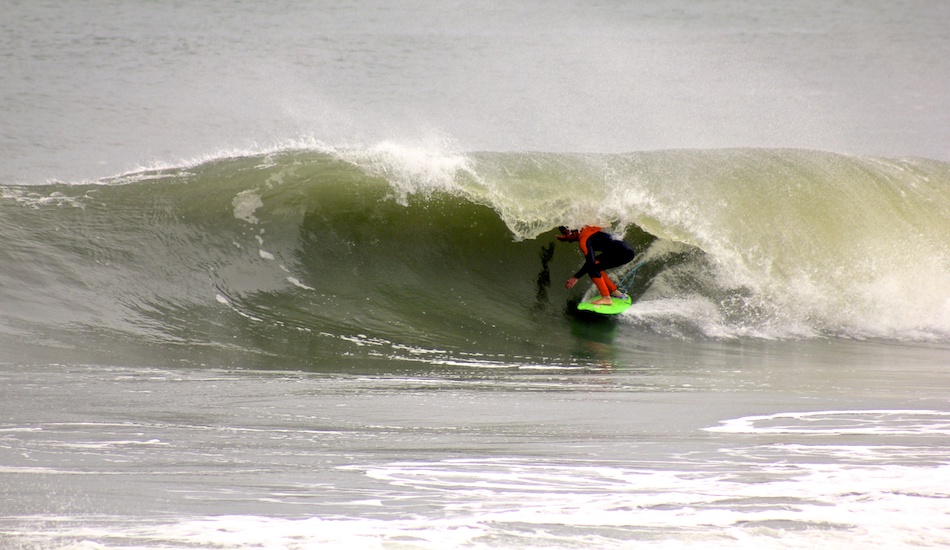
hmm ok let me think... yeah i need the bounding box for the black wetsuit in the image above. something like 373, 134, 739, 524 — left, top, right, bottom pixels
573, 231, 636, 280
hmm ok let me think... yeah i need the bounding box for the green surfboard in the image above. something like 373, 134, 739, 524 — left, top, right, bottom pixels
576, 295, 633, 315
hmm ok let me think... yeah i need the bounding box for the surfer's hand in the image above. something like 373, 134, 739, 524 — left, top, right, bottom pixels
565, 277, 578, 289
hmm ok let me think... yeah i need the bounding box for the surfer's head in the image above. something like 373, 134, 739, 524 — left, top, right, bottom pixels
556, 226, 579, 242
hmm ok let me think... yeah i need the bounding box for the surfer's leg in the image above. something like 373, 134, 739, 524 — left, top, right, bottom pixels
594, 251, 634, 299
602, 272, 618, 294
595, 250, 635, 272
590, 275, 613, 305
600, 273, 628, 298
593, 270, 626, 299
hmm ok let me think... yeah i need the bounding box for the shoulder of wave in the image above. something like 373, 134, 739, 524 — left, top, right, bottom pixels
36, 138, 341, 187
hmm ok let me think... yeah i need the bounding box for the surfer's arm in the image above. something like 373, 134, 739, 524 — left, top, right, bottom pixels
573, 247, 600, 279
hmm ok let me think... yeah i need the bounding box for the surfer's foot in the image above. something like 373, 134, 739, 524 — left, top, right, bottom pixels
611, 291, 627, 300
591, 297, 613, 306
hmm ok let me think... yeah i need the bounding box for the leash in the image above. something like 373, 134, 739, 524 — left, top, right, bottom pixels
617, 260, 647, 295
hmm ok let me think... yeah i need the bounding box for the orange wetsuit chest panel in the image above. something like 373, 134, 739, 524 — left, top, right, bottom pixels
577, 226, 602, 256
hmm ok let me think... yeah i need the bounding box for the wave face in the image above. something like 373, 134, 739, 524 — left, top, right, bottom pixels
2, 146, 948, 368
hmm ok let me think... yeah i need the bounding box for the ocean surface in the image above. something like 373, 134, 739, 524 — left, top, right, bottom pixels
2, 1, 949, 549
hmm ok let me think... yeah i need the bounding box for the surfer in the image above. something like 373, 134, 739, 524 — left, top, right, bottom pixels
557, 226, 636, 306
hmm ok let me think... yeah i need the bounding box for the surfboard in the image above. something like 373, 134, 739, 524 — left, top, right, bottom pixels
576, 295, 633, 315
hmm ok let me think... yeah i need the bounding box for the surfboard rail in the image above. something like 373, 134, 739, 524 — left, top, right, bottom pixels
576, 295, 633, 315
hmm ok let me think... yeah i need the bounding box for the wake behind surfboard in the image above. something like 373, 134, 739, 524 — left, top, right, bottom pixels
576, 295, 633, 315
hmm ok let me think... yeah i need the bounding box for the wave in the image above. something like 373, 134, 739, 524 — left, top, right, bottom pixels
2, 144, 948, 368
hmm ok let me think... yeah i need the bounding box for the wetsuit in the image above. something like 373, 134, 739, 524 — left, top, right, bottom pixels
573, 226, 636, 297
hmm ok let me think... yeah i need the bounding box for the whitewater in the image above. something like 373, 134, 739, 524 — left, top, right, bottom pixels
2, 1, 950, 549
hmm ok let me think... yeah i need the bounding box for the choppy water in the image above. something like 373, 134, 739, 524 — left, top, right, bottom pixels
3, 345, 950, 549
2, 1, 949, 548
